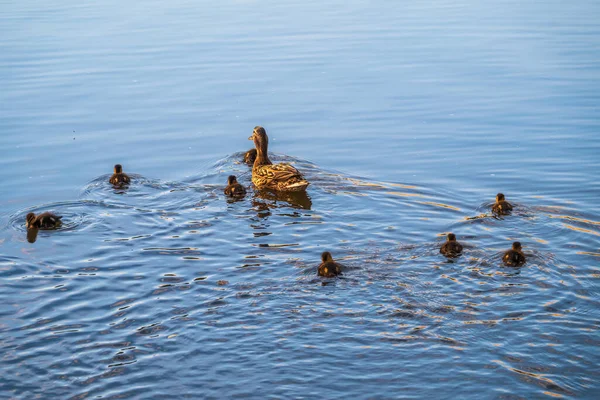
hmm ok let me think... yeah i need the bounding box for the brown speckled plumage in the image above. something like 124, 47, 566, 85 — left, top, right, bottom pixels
440, 233, 463, 257
492, 193, 513, 215
109, 164, 131, 185
503, 242, 526, 267
249, 126, 309, 192
26, 212, 62, 230
224, 175, 247, 197
244, 149, 257, 165
318, 251, 343, 277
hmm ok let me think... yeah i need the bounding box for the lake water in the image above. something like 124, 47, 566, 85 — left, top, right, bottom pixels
1, 0, 599, 398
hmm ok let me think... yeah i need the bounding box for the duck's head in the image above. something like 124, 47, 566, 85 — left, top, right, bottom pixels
114, 164, 123, 174
512, 241, 522, 250
26, 213, 36, 225
227, 175, 238, 185
248, 126, 268, 150
447, 233, 456, 242
321, 251, 333, 263
496, 193, 505, 202
244, 148, 257, 164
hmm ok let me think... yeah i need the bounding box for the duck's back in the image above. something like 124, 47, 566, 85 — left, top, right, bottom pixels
318, 261, 342, 277
37, 212, 62, 229
110, 173, 130, 185
503, 250, 525, 266
225, 183, 247, 197
440, 241, 463, 256
252, 163, 309, 192
493, 200, 513, 214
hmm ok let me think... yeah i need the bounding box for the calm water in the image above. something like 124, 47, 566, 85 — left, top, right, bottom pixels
1, 0, 600, 398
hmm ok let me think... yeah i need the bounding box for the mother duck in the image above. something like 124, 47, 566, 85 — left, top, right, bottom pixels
248, 126, 309, 192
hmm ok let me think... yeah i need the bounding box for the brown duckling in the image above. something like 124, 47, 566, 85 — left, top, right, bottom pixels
224, 175, 247, 197
503, 241, 526, 267
109, 164, 131, 185
249, 126, 309, 192
26, 212, 62, 230
318, 251, 343, 278
244, 148, 257, 165
440, 233, 463, 257
492, 193, 513, 215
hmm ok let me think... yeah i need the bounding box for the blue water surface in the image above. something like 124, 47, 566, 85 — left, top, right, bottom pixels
1, 0, 599, 398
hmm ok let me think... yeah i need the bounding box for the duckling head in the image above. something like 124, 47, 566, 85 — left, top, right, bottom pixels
114, 164, 123, 174
26, 213, 36, 226
496, 193, 505, 202
244, 148, 257, 164
512, 241, 522, 250
227, 175, 238, 185
248, 126, 268, 150
321, 251, 333, 263
447, 233, 457, 241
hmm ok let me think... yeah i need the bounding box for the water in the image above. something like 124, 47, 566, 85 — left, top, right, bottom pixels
1, 0, 599, 398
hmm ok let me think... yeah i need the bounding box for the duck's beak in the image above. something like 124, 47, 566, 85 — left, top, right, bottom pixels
248, 135, 253, 140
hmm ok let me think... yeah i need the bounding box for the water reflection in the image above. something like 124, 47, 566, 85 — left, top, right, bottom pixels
111, 184, 130, 194
251, 198, 272, 220
226, 195, 246, 205
26, 227, 39, 243
254, 189, 312, 210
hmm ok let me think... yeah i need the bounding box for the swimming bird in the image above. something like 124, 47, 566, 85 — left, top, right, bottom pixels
318, 251, 343, 277
244, 149, 257, 165
440, 233, 463, 257
224, 175, 247, 198
502, 242, 526, 267
248, 126, 309, 192
492, 193, 513, 215
26, 212, 62, 230
109, 164, 131, 185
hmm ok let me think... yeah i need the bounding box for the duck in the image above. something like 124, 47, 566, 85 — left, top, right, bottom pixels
109, 164, 131, 185
248, 126, 309, 192
224, 175, 247, 198
502, 241, 526, 267
26, 212, 62, 230
318, 251, 343, 277
492, 193, 513, 215
244, 148, 257, 165
440, 233, 463, 257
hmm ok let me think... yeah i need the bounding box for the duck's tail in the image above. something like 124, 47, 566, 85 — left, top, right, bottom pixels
285, 180, 309, 192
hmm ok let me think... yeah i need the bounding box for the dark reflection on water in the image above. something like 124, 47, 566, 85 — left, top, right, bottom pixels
1, 0, 600, 398
254, 189, 313, 211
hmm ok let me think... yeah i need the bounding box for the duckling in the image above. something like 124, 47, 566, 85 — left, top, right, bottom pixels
109, 164, 131, 185
503, 241, 526, 267
26, 212, 62, 230
244, 148, 257, 165
224, 175, 247, 197
248, 126, 309, 192
318, 251, 343, 278
440, 233, 463, 257
492, 193, 513, 215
